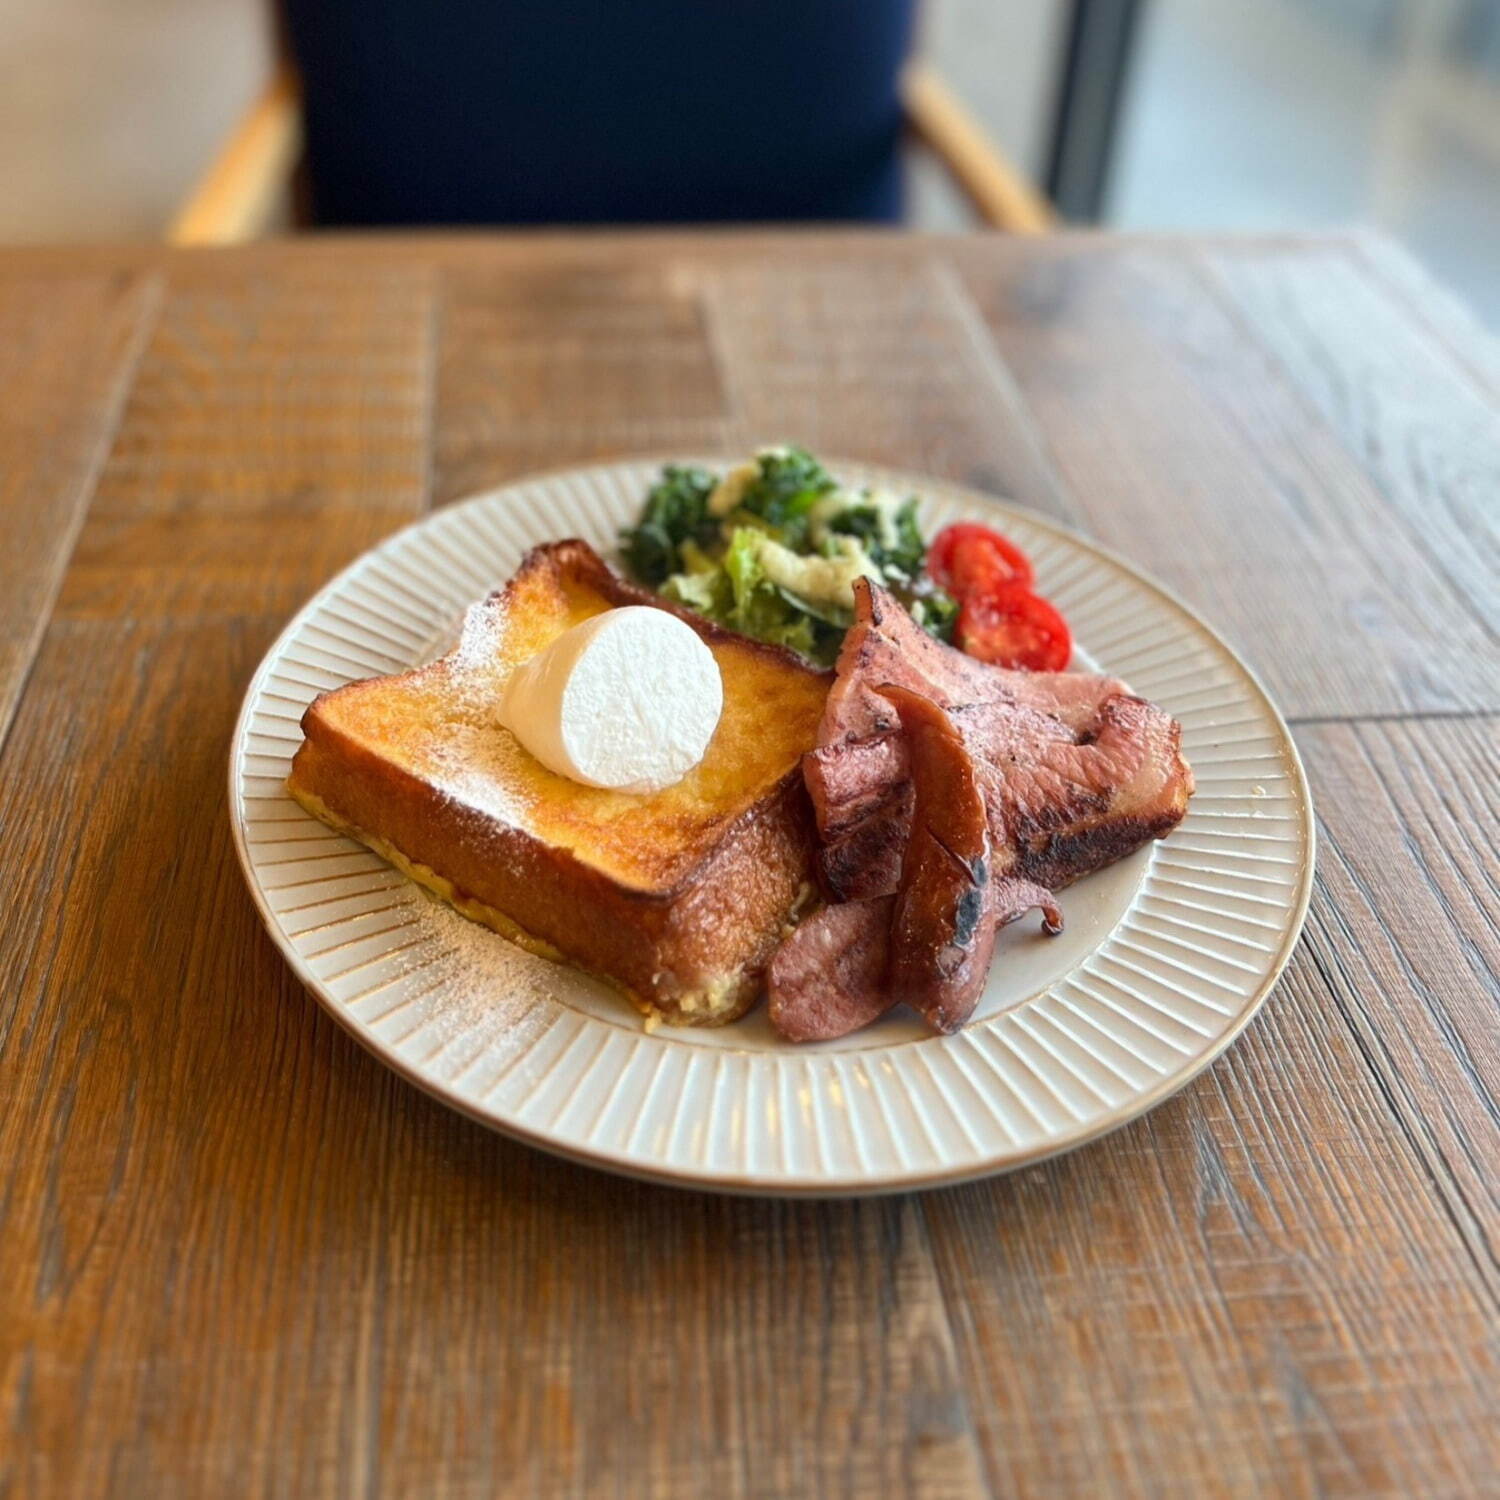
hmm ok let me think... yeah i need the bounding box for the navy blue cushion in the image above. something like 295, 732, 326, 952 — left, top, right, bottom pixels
283, 0, 916, 226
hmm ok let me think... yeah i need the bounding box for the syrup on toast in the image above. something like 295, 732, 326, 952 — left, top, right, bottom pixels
288, 540, 830, 1025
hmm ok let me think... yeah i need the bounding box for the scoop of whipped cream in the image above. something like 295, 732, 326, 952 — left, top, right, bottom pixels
499, 607, 723, 794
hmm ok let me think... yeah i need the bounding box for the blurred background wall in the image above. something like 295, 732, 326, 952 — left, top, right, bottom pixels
0, 0, 270, 240
1, 0, 1496, 323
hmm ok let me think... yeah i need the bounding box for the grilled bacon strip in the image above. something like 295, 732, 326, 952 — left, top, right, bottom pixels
768, 686, 1065, 1043
768, 579, 1191, 1043
808, 581, 1193, 903
767, 875, 1063, 1043
767, 897, 894, 1043
817, 578, 1126, 747
882, 685, 999, 1033
815, 691, 1191, 901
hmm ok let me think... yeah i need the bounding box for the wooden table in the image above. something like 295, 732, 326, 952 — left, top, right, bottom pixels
1, 233, 1496, 1498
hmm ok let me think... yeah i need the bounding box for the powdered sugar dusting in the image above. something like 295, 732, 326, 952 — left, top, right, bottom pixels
417, 594, 540, 831
449, 592, 513, 671
383, 886, 566, 1080
427, 722, 537, 830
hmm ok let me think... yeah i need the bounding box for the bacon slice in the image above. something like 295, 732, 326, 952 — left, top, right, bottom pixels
808, 581, 1193, 902
816, 797, 914, 902
767, 877, 1063, 1043
997, 691, 1193, 890
767, 897, 893, 1043
817, 578, 1127, 747
807, 698, 1076, 842
803, 732, 904, 838
815, 700, 1190, 902
881, 686, 996, 1032
769, 579, 1191, 1043
769, 687, 1066, 1043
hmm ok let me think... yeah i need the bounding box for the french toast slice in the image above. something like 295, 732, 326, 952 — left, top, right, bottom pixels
287, 539, 830, 1026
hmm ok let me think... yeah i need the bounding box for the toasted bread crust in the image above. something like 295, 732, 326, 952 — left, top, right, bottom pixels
288, 540, 828, 1025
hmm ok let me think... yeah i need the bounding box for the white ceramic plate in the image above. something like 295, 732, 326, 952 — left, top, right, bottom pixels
229, 459, 1314, 1196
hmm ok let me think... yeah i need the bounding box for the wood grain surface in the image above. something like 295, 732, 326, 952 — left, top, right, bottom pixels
0, 233, 1496, 1500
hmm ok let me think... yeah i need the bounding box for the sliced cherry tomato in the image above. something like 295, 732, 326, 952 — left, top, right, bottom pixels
956, 585, 1072, 672
927, 523, 1035, 598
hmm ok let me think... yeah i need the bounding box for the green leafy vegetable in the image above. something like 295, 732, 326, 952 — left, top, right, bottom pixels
622, 452, 951, 663
661, 567, 729, 617
722, 529, 819, 656
824, 494, 925, 577
619, 465, 717, 585
886, 498, 927, 576
722, 527, 763, 615
728, 447, 836, 549
906, 584, 959, 643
